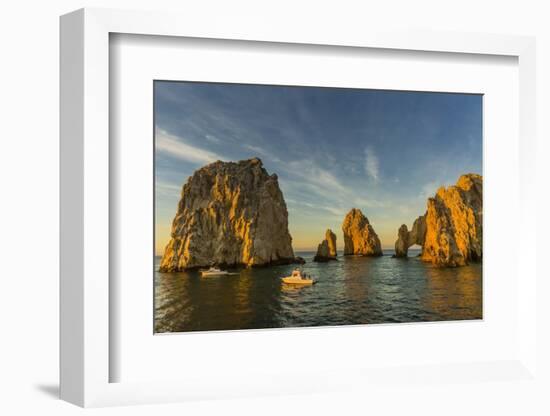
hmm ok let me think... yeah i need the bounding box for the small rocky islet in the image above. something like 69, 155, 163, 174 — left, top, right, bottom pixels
313, 229, 338, 262
160, 158, 482, 271
342, 208, 383, 257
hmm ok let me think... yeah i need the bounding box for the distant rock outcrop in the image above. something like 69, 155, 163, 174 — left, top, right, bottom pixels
314, 229, 337, 262
394, 215, 427, 258
394, 224, 410, 258
325, 229, 337, 258
394, 174, 482, 266
342, 208, 383, 256
421, 174, 482, 267
159, 158, 303, 271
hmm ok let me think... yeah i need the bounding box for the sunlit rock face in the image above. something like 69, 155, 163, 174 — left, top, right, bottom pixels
394, 215, 427, 258
342, 208, 383, 256
159, 158, 299, 271
314, 229, 337, 262
420, 174, 483, 267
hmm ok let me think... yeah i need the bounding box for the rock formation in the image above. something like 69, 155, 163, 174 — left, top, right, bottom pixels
342, 208, 383, 256
394, 215, 427, 257
159, 158, 303, 271
394, 224, 410, 258
314, 229, 338, 262
394, 173, 482, 267
325, 229, 337, 258
421, 174, 482, 266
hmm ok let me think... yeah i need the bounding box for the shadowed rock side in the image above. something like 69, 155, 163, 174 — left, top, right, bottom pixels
394, 224, 410, 258
342, 208, 383, 256
314, 229, 337, 262
159, 158, 303, 272
394, 173, 482, 267
394, 216, 427, 258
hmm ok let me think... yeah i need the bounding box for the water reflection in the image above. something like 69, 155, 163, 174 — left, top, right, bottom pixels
155, 252, 482, 333
423, 263, 482, 321
154, 271, 196, 333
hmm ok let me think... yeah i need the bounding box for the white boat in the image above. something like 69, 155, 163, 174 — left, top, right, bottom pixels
281, 269, 315, 285
200, 266, 229, 277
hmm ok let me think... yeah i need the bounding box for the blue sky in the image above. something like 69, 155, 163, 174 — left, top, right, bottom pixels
155, 81, 482, 253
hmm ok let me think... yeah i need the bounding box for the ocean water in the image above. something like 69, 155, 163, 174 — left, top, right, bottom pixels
154, 249, 482, 333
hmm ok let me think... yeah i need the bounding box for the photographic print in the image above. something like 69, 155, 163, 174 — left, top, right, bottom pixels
154, 81, 482, 333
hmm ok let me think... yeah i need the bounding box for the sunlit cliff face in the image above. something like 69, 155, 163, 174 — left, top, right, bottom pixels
421, 174, 482, 266
159, 158, 298, 271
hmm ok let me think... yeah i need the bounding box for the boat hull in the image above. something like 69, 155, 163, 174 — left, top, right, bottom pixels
281, 277, 314, 285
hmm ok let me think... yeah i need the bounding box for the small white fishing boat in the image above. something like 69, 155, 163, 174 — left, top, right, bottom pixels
281, 269, 315, 285
200, 266, 229, 277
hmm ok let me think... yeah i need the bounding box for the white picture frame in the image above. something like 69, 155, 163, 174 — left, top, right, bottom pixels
60, 7, 538, 407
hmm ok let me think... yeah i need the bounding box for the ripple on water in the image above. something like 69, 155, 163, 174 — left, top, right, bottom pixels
154, 253, 482, 333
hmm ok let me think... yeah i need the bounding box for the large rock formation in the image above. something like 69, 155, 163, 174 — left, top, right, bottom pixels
314, 229, 337, 262
394, 215, 427, 257
342, 208, 383, 256
421, 174, 482, 266
394, 173, 482, 266
159, 158, 302, 271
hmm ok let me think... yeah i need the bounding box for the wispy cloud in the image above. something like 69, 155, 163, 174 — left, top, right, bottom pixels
287, 198, 348, 218
364, 146, 380, 182
242, 144, 282, 164
285, 160, 349, 195
419, 180, 447, 199
205, 134, 221, 144
243, 144, 264, 154
323, 206, 349, 217
156, 128, 222, 165
281, 159, 384, 213
353, 196, 386, 209
156, 181, 182, 197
